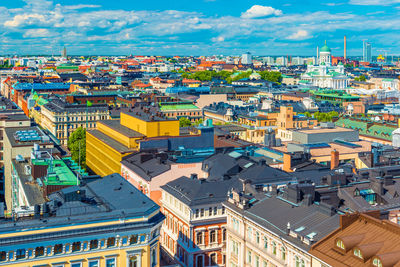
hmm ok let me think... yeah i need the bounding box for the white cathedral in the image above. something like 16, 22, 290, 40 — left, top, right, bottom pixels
301, 42, 350, 89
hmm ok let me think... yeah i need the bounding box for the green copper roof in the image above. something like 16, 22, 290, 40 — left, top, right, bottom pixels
32, 158, 80, 186
320, 42, 331, 53
160, 104, 200, 111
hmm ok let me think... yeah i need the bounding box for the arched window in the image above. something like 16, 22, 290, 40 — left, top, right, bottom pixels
35, 246, 44, 257
54, 244, 63, 255
263, 237, 268, 250
210, 253, 217, 265
90, 239, 98, 250
72, 242, 81, 252
256, 232, 260, 244
295, 256, 300, 267
130, 235, 138, 245
196, 255, 204, 267
107, 237, 116, 247
0, 251, 6, 262
281, 246, 286, 261
272, 241, 277, 255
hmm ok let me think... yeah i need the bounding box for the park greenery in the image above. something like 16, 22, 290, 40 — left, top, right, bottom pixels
68, 127, 86, 170
302, 111, 339, 122
354, 75, 367, 82
178, 69, 282, 84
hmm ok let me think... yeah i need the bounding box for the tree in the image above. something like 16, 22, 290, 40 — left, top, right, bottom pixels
354, 75, 367, 82
258, 71, 282, 83
68, 127, 86, 170
179, 117, 192, 127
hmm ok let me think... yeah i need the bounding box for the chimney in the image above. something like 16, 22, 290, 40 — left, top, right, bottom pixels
283, 153, 292, 172
331, 150, 339, 170
344, 35, 347, 61
190, 173, 198, 180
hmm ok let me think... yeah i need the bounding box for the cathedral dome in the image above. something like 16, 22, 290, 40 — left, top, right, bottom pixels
320, 43, 331, 53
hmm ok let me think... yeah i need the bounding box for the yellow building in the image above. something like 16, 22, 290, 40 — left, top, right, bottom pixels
86, 109, 179, 176
0, 173, 164, 267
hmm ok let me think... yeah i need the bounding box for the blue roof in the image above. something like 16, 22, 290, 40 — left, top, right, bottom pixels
165, 86, 210, 94
13, 83, 71, 91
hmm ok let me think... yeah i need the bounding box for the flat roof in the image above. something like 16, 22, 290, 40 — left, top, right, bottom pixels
88, 130, 135, 154
99, 120, 144, 138
296, 127, 355, 134
32, 158, 79, 186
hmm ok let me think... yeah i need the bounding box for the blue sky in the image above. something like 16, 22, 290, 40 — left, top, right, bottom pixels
1, 0, 400, 56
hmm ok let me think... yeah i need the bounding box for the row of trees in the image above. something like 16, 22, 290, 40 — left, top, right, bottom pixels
178, 70, 282, 84
302, 111, 339, 122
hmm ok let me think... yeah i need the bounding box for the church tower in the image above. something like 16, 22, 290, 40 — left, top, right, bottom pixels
319, 41, 331, 66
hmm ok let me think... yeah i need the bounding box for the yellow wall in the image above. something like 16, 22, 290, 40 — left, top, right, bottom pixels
97, 122, 140, 149
2, 245, 155, 267
120, 112, 179, 138
86, 131, 132, 176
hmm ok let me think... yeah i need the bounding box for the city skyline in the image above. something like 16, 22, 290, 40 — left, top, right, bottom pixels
0, 0, 400, 56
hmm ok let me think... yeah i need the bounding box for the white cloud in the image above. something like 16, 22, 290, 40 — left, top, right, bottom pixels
241, 5, 282, 19
211, 36, 225, 42
4, 14, 46, 27
349, 0, 400, 5
23, 28, 52, 38
63, 4, 101, 10
287, 30, 311, 40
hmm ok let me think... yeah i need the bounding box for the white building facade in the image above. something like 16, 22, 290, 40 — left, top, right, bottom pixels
301, 42, 349, 89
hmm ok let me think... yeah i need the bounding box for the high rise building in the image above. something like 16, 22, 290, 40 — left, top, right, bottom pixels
363, 41, 372, 62
241, 52, 252, 65
62, 46, 67, 58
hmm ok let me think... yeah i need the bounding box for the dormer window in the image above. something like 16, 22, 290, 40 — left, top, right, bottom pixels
373, 258, 382, 267
353, 248, 363, 259
336, 239, 345, 250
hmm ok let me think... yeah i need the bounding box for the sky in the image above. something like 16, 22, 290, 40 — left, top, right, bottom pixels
0, 0, 399, 56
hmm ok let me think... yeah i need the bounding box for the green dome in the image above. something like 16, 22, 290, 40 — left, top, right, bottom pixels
320, 43, 331, 53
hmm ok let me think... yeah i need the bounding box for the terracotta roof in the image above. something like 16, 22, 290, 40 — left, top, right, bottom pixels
310, 213, 400, 267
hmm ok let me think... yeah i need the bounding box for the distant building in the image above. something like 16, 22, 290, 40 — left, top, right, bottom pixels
301, 42, 350, 89
241, 52, 252, 65
39, 99, 110, 146
363, 41, 372, 63
62, 46, 67, 58
0, 173, 164, 267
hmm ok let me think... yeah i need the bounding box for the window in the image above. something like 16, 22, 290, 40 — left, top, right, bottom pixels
247, 251, 252, 263
272, 242, 277, 255
200, 209, 204, 217
72, 242, 81, 252
35, 246, 44, 257
196, 232, 203, 245
295, 256, 301, 267
100, 240, 105, 247
222, 228, 226, 241
247, 227, 252, 241
130, 235, 138, 244
195, 209, 199, 218
222, 206, 225, 214
210, 230, 216, 243
373, 258, 383, 267
71, 263, 82, 267
353, 248, 363, 259
8, 251, 13, 260
90, 239, 98, 250
89, 260, 99, 267
256, 232, 260, 244
251, 254, 258, 267
83, 242, 88, 250
214, 207, 218, 215
0, 252, 5, 262
16, 248, 25, 259
151, 247, 158, 267
210, 253, 217, 265
106, 258, 116, 267
209, 207, 212, 216
107, 237, 116, 247
46, 246, 52, 255
231, 240, 239, 256
336, 239, 345, 249
263, 237, 268, 250
281, 247, 286, 261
